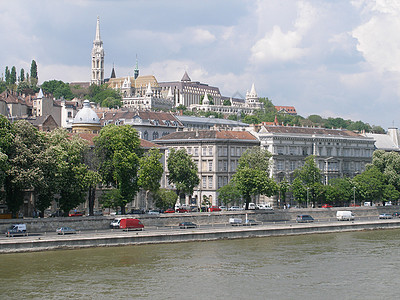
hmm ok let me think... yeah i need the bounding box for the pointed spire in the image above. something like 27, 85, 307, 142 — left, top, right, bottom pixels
134, 54, 139, 79
145, 82, 153, 96
181, 71, 191, 82
110, 63, 116, 78
37, 88, 44, 99
95, 16, 101, 41
167, 87, 173, 99
202, 91, 209, 105
250, 83, 257, 96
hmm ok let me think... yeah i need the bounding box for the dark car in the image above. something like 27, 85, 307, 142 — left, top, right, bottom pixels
296, 214, 314, 223
176, 208, 189, 213
128, 209, 145, 215
393, 212, 400, 217
179, 222, 197, 229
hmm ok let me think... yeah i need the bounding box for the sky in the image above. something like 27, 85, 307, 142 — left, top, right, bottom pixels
1, 0, 400, 130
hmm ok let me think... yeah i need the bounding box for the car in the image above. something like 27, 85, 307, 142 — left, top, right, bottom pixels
243, 219, 259, 226
56, 227, 76, 235
5, 224, 27, 237
228, 206, 243, 211
379, 213, 393, 219
128, 209, 145, 215
110, 218, 122, 228
68, 212, 83, 217
219, 206, 227, 211
147, 210, 160, 215
257, 204, 273, 210
176, 208, 189, 213
179, 222, 197, 229
164, 208, 175, 213
209, 206, 221, 212
322, 204, 333, 208
296, 214, 314, 223
392, 212, 400, 217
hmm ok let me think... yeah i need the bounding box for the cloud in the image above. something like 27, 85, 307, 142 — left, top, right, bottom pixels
249, 1, 316, 65
190, 28, 216, 44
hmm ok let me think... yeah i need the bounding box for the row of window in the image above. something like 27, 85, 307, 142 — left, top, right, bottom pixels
275, 146, 372, 157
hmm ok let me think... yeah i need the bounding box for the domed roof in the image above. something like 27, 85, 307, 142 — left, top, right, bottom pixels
73, 100, 100, 125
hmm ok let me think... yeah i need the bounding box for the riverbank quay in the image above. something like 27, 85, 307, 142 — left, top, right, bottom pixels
1, 218, 400, 254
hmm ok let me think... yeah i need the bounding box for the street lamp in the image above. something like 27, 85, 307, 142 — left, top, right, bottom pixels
353, 186, 356, 207
306, 187, 309, 209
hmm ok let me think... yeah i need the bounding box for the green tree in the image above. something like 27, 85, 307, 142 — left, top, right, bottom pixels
232, 147, 277, 209
325, 177, 354, 206
10, 66, 17, 85
102, 96, 121, 108
100, 188, 124, 211
4, 66, 10, 85
30, 60, 38, 86
94, 125, 142, 214
292, 155, 323, 207
41, 80, 74, 100
223, 99, 231, 106
217, 181, 241, 206
382, 184, 400, 204
138, 148, 163, 209
353, 166, 385, 204
167, 148, 199, 204
277, 179, 289, 207
154, 189, 177, 210
371, 150, 400, 192
19, 68, 25, 82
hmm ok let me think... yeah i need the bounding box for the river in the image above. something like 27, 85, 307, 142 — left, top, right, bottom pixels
1, 229, 400, 299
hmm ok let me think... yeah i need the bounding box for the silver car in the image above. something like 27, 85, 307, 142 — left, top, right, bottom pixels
56, 227, 76, 235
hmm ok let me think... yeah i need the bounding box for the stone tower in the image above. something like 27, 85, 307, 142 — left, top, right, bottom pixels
91, 16, 104, 85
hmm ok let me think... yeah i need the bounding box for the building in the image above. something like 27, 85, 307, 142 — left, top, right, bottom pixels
188, 84, 264, 116
72, 100, 101, 134
27, 115, 59, 132
159, 71, 222, 108
363, 127, 400, 152
100, 109, 183, 140
91, 17, 105, 85
248, 125, 375, 187
274, 106, 297, 115
176, 115, 249, 130
154, 130, 260, 207
0, 90, 31, 118
32, 89, 61, 126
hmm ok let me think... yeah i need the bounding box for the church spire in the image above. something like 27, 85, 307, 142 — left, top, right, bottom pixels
134, 54, 139, 79
91, 16, 105, 85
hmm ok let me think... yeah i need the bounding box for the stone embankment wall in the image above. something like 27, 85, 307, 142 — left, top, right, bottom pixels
0, 206, 396, 233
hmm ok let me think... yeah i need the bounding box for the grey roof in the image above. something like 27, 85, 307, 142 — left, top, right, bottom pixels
73, 100, 100, 125
176, 115, 249, 127
365, 133, 400, 151
181, 71, 191, 82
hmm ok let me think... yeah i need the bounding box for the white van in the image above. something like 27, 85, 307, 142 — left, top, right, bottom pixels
110, 218, 122, 228
229, 218, 242, 226
5, 224, 27, 237
337, 211, 354, 221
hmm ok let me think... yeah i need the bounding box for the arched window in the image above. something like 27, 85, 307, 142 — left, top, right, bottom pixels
153, 132, 159, 140
144, 131, 148, 140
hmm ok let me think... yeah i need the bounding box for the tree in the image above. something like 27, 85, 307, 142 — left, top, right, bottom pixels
94, 125, 142, 214
382, 184, 400, 204
19, 68, 25, 82
292, 155, 323, 207
30, 60, 38, 85
325, 177, 353, 206
371, 150, 400, 192
102, 96, 121, 108
232, 147, 277, 209
4, 66, 10, 85
155, 189, 178, 210
217, 182, 241, 206
223, 99, 231, 106
353, 166, 385, 204
100, 188, 124, 211
10, 66, 17, 85
138, 148, 163, 209
277, 179, 289, 207
41, 80, 74, 100
167, 148, 199, 204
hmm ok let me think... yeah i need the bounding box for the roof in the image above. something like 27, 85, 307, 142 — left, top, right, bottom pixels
259, 125, 367, 138
176, 115, 248, 127
155, 130, 258, 142
107, 75, 159, 89
73, 100, 100, 125
181, 71, 191, 82
140, 139, 161, 148
275, 106, 297, 114
100, 110, 183, 127
70, 133, 160, 149
365, 132, 400, 151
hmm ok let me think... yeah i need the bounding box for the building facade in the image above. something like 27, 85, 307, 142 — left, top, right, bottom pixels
248, 125, 375, 186
154, 130, 260, 207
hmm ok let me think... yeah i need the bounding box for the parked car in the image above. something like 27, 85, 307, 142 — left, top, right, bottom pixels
128, 209, 145, 215
68, 211, 84, 217
209, 206, 221, 212
228, 206, 242, 211
179, 222, 197, 229
5, 224, 27, 237
296, 215, 314, 223
176, 208, 189, 213
392, 212, 400, 217
257, 204, 273, 210
243, 203, 257, 210
56, 227, 76, 235
379, 213, 393, 219
219, 206, 227, 211
164, 208, 175, 213
322, 204, 333, 208
243, 219, 259, 226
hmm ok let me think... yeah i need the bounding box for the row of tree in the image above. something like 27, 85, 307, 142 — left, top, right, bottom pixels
1, 60, 39, 95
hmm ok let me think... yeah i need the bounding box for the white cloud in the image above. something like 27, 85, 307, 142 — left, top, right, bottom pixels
39, 64, 90, 83
190, 28, 216, 44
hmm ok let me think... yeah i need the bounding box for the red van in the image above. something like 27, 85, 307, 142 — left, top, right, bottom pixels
119, 218, 144, 231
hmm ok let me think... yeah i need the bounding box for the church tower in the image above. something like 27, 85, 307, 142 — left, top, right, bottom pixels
91, 16, 105, 85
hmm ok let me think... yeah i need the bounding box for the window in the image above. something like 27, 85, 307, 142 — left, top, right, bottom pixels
218, 176, 223, 188
194, 148, 199, 156
290, 161, 296, 171
152, 132, 159, 140
277, 160, 284, 170
289, 147, 296, 155
236, 147, 241, 156
202, 177, 207, 188
327, 148, 332, 156
202, 147, 207, 156
223, 160, 228, 171
208, 161, 213, 172
208, 176, 213, 188
223, 147, 228, 156
277, 146, 284, 155
187, 147, 192, 155
231, 147, 235, 156
144, 131, 148, 140
208, 147, 213, 156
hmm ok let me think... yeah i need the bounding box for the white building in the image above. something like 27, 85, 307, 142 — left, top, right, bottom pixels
91, 17, 105, 85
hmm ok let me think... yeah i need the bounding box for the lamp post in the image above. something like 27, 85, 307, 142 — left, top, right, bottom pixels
306, 187, 309, 209
353, 186, 356, 207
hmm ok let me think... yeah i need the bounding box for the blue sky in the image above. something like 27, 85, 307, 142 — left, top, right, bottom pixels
1, 0, 400, 130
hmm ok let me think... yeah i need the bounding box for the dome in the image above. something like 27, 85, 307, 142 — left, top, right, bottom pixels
73, 100, 100, 125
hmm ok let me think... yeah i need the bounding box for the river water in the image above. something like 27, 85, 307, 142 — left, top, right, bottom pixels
1, 229, 400, 299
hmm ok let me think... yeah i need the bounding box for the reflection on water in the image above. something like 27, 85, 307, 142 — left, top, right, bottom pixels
2, 229, 400, 299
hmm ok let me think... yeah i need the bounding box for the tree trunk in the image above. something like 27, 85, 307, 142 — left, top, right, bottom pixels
88, 186, 95, 216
